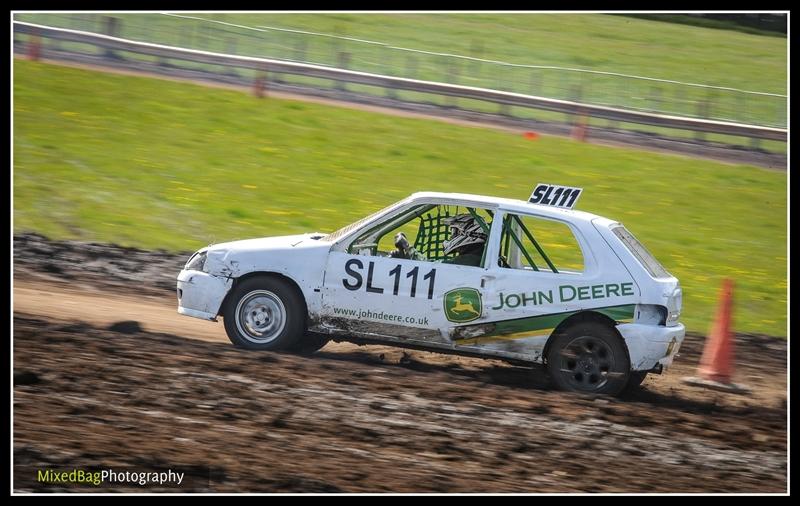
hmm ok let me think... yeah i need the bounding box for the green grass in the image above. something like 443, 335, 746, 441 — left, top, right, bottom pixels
14, 13, 787, 127
618, 14, 786, 38
13, 60, 787, 337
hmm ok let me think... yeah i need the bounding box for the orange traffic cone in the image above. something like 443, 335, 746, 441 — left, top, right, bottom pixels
683, 279, 750, 394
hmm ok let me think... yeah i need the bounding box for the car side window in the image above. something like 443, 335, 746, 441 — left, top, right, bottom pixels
499, 213, 584, 274
347, 204, 494, 267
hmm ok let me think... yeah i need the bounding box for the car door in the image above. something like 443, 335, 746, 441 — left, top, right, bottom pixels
319, 202, 499, 346
320, 250, 451, 343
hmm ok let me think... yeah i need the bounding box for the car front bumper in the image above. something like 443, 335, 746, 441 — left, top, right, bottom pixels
617, 323, 685, 372
176, 269, 233, 321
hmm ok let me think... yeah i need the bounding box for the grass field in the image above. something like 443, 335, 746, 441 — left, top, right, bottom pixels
14, 13, 787, 127
13, 60, 787, 337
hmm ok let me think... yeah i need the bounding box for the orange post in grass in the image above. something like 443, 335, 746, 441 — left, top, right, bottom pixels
27, 33, 41, 61
253, 66, 268, 99
253, 73, 266, 98
572, 113, 588, 142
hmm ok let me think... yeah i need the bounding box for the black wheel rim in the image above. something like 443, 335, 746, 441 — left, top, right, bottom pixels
557, 335, 620, 392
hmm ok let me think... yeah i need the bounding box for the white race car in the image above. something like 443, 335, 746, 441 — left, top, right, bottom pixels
177, 185, 684, 395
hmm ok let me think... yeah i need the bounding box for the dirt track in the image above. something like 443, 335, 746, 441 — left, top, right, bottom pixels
12, 234, 788, 493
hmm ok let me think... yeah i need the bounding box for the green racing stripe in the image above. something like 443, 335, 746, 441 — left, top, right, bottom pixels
455, 304, 636, 342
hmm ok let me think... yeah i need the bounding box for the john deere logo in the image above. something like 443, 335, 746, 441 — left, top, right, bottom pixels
444, 288, 483, 323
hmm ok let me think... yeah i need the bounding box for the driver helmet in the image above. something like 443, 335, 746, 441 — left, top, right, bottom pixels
443, 214, 487, 256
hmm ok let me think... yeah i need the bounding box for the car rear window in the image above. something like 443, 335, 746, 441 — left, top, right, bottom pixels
612, 225, 672, 279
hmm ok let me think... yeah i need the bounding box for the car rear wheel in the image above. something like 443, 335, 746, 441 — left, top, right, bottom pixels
223, 276, 306, 351
546, 321, 630, 396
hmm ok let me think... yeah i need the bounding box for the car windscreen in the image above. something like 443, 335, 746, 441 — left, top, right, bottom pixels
612, 225, 672, 279
322, 200, 406, 243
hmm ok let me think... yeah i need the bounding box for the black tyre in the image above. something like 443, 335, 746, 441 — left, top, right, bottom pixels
223, 276, 306, 351
291, 332, 330, 355
546, 321, 630, 396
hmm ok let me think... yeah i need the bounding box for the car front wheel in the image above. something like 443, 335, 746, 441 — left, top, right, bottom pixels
291, 332, 330, 355
223, 276, 306, 351
546, 321, 630, 396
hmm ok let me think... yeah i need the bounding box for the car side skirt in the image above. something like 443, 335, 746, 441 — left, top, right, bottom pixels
313, 305, 684, 370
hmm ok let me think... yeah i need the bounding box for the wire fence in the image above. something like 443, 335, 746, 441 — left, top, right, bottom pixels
13, 12, 787, 129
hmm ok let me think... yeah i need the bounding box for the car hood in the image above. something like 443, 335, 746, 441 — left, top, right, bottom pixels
202, 233, 332, 278
207, 233, 329, 254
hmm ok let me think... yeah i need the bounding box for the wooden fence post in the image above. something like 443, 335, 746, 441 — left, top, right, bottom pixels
27, 31, 41, 61
102, 16, 122, 60
572, 107, 590, 142
253, 65, 268, 98
336, 52, 351, 92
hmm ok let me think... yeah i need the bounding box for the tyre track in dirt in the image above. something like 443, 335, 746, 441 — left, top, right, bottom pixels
12, 234, 787, 492
13, 315, 787, 492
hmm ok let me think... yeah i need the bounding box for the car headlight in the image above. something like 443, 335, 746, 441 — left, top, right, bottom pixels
185, 251, 207, 272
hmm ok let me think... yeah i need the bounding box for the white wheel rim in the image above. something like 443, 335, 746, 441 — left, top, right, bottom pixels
235, 290, 287, 344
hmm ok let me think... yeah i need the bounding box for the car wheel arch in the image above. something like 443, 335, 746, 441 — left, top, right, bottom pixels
542, 310, 628, 366
219, 271, 308, 320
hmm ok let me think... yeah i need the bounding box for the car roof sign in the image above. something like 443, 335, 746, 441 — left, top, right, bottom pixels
529, 183, 583, 209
